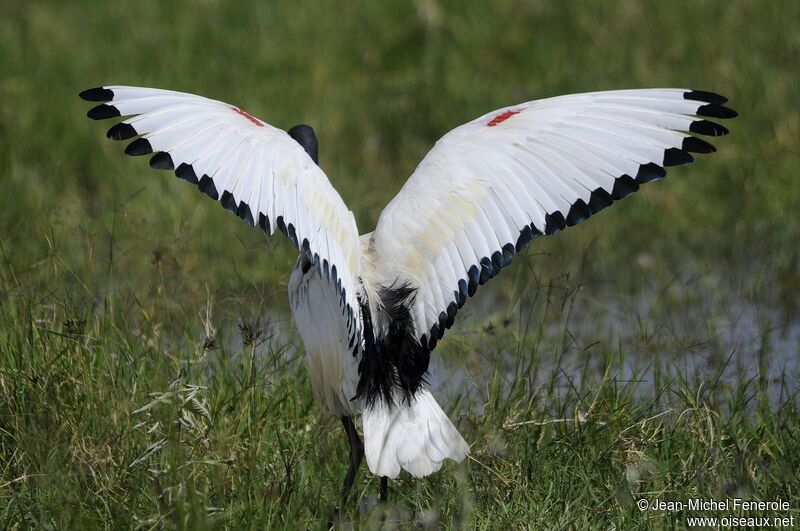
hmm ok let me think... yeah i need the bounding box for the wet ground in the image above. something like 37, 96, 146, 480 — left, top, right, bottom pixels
218, 265, 800, 415
429, 268, 800, 413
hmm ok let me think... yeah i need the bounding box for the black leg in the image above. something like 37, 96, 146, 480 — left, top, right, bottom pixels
340, 415, 364, 507
380, 476, 388, 502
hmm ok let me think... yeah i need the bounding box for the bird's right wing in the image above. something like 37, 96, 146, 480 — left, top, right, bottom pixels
80, 86, 362, 339
368, 89, 735, 355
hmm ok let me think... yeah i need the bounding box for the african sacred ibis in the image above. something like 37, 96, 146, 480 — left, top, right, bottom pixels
80, 85, 735, 503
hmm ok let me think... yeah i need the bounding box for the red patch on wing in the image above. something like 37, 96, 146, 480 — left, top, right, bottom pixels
486, 109, 522, 127
230, 106, 264, 127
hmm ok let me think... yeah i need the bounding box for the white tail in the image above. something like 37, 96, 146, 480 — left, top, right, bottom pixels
361, 388, 469, 478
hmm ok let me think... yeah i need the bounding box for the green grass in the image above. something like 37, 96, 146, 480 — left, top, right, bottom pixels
1, 0, 799, 528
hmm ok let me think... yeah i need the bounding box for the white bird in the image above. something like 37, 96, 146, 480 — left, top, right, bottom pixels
80, 85, 735, 503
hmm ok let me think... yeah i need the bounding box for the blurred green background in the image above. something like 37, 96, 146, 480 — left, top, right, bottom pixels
2, 0, 798, 314
1, 0, 798, 528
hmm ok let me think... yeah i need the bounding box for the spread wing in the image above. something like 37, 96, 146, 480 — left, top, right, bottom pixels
368, 88, 735, 352
80, 86, 362, 337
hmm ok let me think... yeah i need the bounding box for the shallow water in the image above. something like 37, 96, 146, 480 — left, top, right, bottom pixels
429, 274, 800, 412
217, 270, 800, 414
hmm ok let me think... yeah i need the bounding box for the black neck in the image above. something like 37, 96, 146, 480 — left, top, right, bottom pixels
287, 124, 319, 165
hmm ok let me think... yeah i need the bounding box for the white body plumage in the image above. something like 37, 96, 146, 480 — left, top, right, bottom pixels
288, 245, 470, 477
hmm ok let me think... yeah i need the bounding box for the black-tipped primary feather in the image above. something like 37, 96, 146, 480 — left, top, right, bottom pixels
437, 312, 447, 335
446, 301, 457, 327
500, 243, 514, 266
237, 201, 254, 225
588, 188, 614, 214
257, 213, 270, 233
684, 90, 727, 105
149, 152, 174, 170
479, 257, 493, 284
663, 148, 694, 167
124, 138, 152, 156
636, 163, 667, 183
276, 216, 287, 236
88, 104, 120, 120
106, 122, 137, 141
220, 191, 238, 214
79, 87, 114, 102
428, 335, 438, 351
175, 163, 198, 184
544, 211, 566, 235
321, 258, 330, 281
467, 265, 480, 296
287, 223, 299, 248
490, 251, 504, 270
696, 104, 737, 119
515, 225, 535, 252
690, 120, 729, 137
198, 175, 218, 200
611, 174, 639, 200
457, 279, 468, 307
682, 136, 716, 154
566, 198, 591, 226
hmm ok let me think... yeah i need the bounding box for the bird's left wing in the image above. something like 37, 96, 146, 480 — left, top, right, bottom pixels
368, 88, 735, 355
81, 86, 362, 336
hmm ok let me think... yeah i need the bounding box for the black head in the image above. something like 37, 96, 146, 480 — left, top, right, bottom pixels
287, 124, 319, 165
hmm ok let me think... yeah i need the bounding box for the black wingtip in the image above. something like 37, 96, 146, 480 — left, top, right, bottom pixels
198, 175, 218, 200
175, 163, 199, 184
689, 120, 729, 137
682, 136, 716, 154
467, 265, 479, 296
514, 225, 535, 253
565, 199, 591, 227
684, 90, 728, 105
79, 87, 114, 102
87, 104, 121, 120
428, 335, 438, 351
257, 213, 270, 233
237, 201, 254, 226
611, 174, 639, 200
587, 188, 613, 214
663, 148, 694, 167
544, 211, 566, 235
149, 152, 174, 170
478, 257, 493, 284
124, 137, 153, 156
456, 279, 468, 307
220, 191, 238, 214
106, 122, 137, 141
635, 162, 667, 183
446, 301, 457, 328
697, 103, 738, 119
